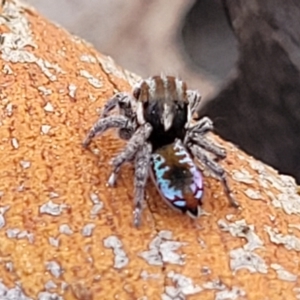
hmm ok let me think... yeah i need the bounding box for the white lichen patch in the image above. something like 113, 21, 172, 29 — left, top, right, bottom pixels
215, 287, 246, 300
43, 102, 54, 112
38, 291, 63, 300
279, 174, 297, 188
90, 203, 103, 217
81, 223, 96, 237
244, 188, 263, 201
218, 219, 264, 251
232, 169, 254, 184
88, 93, 97, 102
0, 205, 9, 229
270, 263, 297, 282
5, 102, 13, 116
265, 226, 300, 251
254, 166, 300, 215
268, 175, 300, 215
6, 228, 34, 243
35, 59, 61, 81
198, 238, 207, 249
38, 86, 52, 96
97, 55, 141, 87
90, 192, 100, 204
264, 171, 290, 191
103, 235, 129, 269
0, 281, 32, 300
11, 137, 19, 149
249, 159, 266, 174
272, 192, 300, 215
0, 1, 35, 49
46, 261, 63, 278
44, 280, 57, 290
140, 270, 160, 280
200, 266, 211, 275
79, 70, 102, 88
49, 191, 59, 199
89, 192, 103, 217
258, 177, 269, 189
269, 214, 276, 222
39, 200, 67, 216
293, 287, 300, 300
59, 224, 73, 235
41, 124, 51, 134
288, 224, 300, 231
162, 271, 202, 299
3, 64, 13, 74
139, 230, 187, 266
230, 248, 268, 274
48, 236, 60, 248
5, 261, 13, 273
202, 279, 225, 290
68, 83, 77, 98
80, 54, 97, 63
0, 1, 64, 82
20, 160, 31, 169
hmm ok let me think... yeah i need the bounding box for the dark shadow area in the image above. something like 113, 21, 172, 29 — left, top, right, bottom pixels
181, 0, 238, 81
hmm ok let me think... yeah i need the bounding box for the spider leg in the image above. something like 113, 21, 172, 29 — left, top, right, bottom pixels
133, 143, 152, 227
189, 144, 239, 208
190, 136, 226, 159
101, 92, 125, 117
186, 89, 202, 117
185, 116, 213, 133
185, 116, 226, 159
107, 123, 152, 186
82, 115, 132, 148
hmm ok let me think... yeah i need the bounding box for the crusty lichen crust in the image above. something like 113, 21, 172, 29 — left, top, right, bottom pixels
0, 1, 300, 300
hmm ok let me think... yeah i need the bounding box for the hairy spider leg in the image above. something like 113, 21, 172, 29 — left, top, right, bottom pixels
186, 89, 202, 115
133, 143, 152, 227
108, 123, 153, 186
100, 93, 123, 117
102, 92, 137, 120
82, 115, 132, 148
185, 117, 226, 159
187, 116, 214, 133
189, 144, 239, 208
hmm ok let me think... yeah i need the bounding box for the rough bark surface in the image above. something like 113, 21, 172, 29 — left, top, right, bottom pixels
0, 1, 300, 299
198, 0, 300, 182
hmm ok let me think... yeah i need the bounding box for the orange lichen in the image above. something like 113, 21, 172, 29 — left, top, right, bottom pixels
0, 1, 299, 300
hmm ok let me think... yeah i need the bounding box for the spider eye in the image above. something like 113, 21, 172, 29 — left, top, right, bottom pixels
133, 87, 141, 100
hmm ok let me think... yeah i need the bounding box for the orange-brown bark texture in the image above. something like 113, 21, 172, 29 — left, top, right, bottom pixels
0, 1, 300, 300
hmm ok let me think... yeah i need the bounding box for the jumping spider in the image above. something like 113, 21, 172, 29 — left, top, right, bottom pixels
83, 75, 239, 227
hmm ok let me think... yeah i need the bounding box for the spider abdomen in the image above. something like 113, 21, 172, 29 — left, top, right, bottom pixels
150, 139, 203, 218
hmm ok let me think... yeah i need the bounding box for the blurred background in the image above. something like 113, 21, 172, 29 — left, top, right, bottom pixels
25, 0, 237, 99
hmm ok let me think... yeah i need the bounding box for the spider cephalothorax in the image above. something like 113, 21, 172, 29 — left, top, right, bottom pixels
83, 75, 239, 227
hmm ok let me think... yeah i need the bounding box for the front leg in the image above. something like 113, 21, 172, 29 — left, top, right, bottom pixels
133, 143, 152, 227
102, 92, 137, 120
101, 92, 125, 118
108, 123, 152, 186
82, 115, 132, 148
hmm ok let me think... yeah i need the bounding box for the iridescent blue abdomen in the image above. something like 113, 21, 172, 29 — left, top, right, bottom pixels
150, 139, 203, 218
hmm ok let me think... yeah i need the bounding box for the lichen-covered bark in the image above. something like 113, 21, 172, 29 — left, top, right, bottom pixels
0, 1, 300, 299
